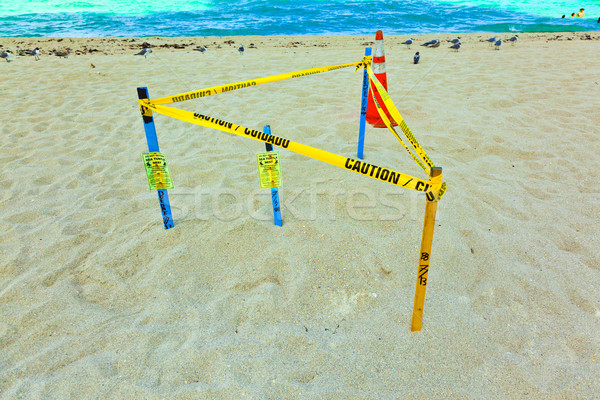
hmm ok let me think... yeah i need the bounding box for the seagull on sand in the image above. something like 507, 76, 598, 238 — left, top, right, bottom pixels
494, 39, 502, 50
134, 48, 152, 58
507, 35, 518, 45
486, 36, 496, 46
238, 44, 244, 54
0, 50, 12, 62
413, 51, 420, 64
450, 43, 461, 51
402, 38, 414, 49
429, 41, 441, 48
28, 47, 40, 61
421, 39, 439, 47
448, 38, 461, 44
193, 46, 206, 53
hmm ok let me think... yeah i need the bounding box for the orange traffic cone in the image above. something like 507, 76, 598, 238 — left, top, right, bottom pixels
366, 30, 397, 128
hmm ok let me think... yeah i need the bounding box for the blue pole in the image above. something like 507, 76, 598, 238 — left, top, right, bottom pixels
357, 47, 371, 160
137, 87, 174, 230
264, 125, 283, 227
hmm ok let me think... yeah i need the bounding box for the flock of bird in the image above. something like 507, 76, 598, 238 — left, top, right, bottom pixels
401, 35, 518, 51
401, 35, 518, 64
0, 43, 246, 62
134, 44, 244, 58
0, 47, 72, 62
136, 37, 517, 60
0, 47, 41, 62
487, 35, 519, 49
1, 36, 518, 64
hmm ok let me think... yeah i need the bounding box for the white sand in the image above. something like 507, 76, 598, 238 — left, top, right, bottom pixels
1, 33, 599, 398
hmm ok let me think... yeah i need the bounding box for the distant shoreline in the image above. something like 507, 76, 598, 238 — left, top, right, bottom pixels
1, 32, 599, 57
1, 24, 599, 39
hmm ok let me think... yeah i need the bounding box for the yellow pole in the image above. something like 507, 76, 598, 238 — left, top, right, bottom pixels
411, 166, 442, 331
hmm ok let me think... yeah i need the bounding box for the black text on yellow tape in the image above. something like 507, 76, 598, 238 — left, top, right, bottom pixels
139, 101, 444, 200
368, 89, 428, 173
366, 65, 435, 171
140, 104, 153, 117
149, 61, 363, 105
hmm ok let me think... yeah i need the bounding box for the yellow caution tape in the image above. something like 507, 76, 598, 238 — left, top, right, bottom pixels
366, 64, 435, 172
139, 100, 445, 201
140, 103, 153, 117
149, 61, 365, 105
137, 55, 446, 201
354, 55, 373, 72
368, 88, 429, 173
431, 174, 447, 200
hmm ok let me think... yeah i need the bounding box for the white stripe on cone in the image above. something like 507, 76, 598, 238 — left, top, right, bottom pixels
373, 35, 386, 74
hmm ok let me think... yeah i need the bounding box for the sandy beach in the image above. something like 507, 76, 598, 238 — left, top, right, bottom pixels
1, 32, 599, 398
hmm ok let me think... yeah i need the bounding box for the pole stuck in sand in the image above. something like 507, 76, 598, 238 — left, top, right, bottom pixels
137, 87, 175, 230
411, 166, 443, 331
262, 125, 283, 227
357, 47, 371, 160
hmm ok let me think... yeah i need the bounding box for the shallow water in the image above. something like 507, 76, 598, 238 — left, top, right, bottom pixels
1, 0, 598, 36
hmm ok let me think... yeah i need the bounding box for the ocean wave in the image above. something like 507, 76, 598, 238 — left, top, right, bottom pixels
0, 0, 597, 36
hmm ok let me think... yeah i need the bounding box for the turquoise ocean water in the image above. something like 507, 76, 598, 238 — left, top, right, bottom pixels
1, 0, 598, 37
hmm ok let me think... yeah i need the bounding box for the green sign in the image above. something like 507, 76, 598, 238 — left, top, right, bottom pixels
142, 152, 174, 190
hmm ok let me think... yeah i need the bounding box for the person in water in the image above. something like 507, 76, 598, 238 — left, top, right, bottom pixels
576, 8, 585, 17
571, 12, 576, 17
